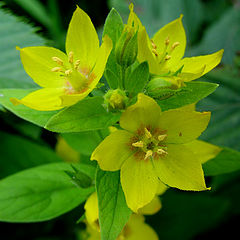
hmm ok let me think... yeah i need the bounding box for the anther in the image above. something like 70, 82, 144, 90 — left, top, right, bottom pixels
171, 42, 180, 50
158, 134, 167, 141
144, 128, 152, 139
51, 67, 62, 72
151, 39, 157, 49
52, 57, 63, 65
144, 150, 153, 160
165, 37, 170, 46
152, 49, 158, 56
65, 69, 72, 76
74, 60, 81, 69
165, 55, 171, 60
68, 51, 74, 63
132, 141, 144, 148
157, 148, 168, 155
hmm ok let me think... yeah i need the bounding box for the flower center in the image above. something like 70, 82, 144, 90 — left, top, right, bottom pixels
151, 37, 180, 65
131, 127, 168, 161
51, 51, 95, 94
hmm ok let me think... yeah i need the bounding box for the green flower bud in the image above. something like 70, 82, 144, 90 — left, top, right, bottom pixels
104, 89, 128, 111
115, 26, 138, 67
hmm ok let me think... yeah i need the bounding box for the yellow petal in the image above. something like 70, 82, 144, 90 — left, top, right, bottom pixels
91, 130, 134, 171
121, 155, 159, 212
120, 93, 161, 133
127, 3, 144, 31
137, 28, 159, 73
184, 140, 222, 164
156, 181, 168, 195
84, 192, 99, 230
152, 15, 186, 68
66, 6, 99, 68
175, 49, 224, 79
10, 88, 65, 111
138, 196, 162, 215
124, 214, 159, 240
153, 144, 208, 191
90, 35, 113, 87
158, 109, 211, 144
60, 91, 90, 107
86, 224, 101, 240
17, 46, 68, 87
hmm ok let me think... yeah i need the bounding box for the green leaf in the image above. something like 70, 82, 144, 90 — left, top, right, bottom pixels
198, 68, 240, 151
125, 62, 149, 95
157, 81, 218, 111
96, 169, 131, 240
0, 7, 44, 88
45, 97, 121, 133
103, 8, 124, 47
0, 162, 95, 222
203, 148, 240, 176
104, 68, 120, 89
62, 129, 108, 156
0, 89, 57, 127
0, 131, 61, 178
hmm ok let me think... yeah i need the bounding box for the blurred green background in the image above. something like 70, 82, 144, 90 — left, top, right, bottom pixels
0, 0, 239, 239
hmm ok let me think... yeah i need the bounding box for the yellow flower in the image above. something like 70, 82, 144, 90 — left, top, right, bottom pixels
84, 192, 159, 240
127, 4, 223, 87
91, 93, 216, 212
10, 6, 112, 111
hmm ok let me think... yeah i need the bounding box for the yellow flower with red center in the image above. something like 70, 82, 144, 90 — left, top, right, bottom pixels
127, 4, 223, 88
91, 93, 221, 212
10, 6, 112, 111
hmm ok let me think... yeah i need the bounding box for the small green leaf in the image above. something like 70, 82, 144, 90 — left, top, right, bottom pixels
45, 97, 121, 133
203, 148, 240, 176
157, 81, 218, 111
125, 62, 149, 95
0, 89, 57, 127
103, 8, 124, 46
105, 68, 120, 89
0, 163, 95, 222
96, 168, 131, 240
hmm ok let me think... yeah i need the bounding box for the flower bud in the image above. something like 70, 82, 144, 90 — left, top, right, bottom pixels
104, 89, 128, 111
115, 26, 138, 67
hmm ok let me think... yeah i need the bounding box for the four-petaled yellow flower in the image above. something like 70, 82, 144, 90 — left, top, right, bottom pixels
127, 4, 223, 88
91, 93, 220, 212
83, 192, 159, 240
10, 6, 112, 111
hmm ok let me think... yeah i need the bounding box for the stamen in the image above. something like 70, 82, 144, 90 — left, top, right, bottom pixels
165, 55, 171, 60
74, 60, 81, 69
65, 69, 72, 76
132, 141, 144, 148
171, 41, 180, 50
157, 148, 168, 155
152, 49, 158, 57
158, 134, 167, 141
151, 39, 157, 49
68, 51, 74, 63
52, 57, 63, 65
144, 150, 153, 160
144, 128, 152, 139
165, 36, 170, 46
51, 67, 62, 72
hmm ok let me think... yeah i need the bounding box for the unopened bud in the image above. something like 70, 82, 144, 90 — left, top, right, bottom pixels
104, 89, 128, 111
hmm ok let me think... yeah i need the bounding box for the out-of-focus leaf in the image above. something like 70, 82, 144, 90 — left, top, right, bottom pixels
0, 7, 44, 88
149, 190, 230, 240
192, 7, 240, 64
157, 81, 218, 111
0, 89, 57, 127
96, 169, 131, 240
198, 68, 240, 151
203, 148, 240, 176
0, 131, 61, 178
0, 163, 95, 222
45, 97, 121, 133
